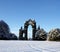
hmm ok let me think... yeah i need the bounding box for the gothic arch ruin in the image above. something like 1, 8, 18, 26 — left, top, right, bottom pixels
19, 19, 40, 40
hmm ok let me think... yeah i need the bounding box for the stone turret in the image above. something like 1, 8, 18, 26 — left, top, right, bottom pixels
37, 26, 40, 30
19, 27, 23, 40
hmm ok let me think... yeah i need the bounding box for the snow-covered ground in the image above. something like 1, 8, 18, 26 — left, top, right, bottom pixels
0, 41, 60, 52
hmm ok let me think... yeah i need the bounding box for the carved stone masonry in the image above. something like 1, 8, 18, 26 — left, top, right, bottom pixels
19, 19, 40, 40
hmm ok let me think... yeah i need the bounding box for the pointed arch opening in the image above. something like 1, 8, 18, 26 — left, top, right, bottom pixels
28, 25, 32, 40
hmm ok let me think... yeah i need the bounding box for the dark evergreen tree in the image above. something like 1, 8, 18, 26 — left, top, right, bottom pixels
0, 20, 10, 34
0, 20, 18, 40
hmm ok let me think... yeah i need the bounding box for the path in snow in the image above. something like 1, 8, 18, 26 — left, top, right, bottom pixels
0, 41, 60, 52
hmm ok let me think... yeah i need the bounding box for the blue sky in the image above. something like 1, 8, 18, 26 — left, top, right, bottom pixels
0, 0, 60, 37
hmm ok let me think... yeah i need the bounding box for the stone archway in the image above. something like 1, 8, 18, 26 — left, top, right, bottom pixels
19, 19, 37, 40
24, 19, 36, 40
